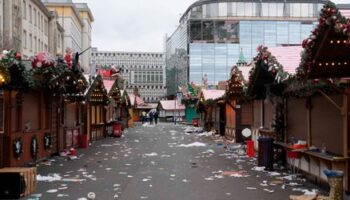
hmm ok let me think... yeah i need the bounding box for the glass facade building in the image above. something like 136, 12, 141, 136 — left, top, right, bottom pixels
166, 0, 327, 87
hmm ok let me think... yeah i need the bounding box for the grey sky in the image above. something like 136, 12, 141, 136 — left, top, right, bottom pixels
73, 0, 349, 52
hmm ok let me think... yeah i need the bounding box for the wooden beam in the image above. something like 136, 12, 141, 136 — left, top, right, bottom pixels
307, 26, 331, 80
318, 89, 342, 111
343, 94, 348, 156
307, 98, 312, 147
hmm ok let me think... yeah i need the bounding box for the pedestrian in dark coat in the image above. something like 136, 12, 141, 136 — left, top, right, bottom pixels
149, 112, 154, 125
154, 111, 159, 125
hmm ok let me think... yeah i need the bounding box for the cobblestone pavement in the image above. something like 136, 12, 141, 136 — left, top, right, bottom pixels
24, 123, 327, 200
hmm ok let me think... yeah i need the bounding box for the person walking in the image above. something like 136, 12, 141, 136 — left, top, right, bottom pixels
141, 110, 146, 124
154, 110, 159, 125
149, 112, 154, 125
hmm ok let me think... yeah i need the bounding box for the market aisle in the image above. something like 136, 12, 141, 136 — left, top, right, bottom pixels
26, 123, 323, 200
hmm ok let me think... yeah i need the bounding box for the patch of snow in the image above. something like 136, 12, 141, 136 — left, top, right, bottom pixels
37, 174, 62, 182
177, 142, 206, 147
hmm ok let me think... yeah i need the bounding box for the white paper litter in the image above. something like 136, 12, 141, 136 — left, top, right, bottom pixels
37, 174, 62, 182
197, 131, 213, 137
264, 189, 274, 193
46, 189, 58, 193
177, 142, 206, 147
251, 166, 265, 172
246, 187, 257, 190
144, 152, 158, 157
292, 188, 318, 195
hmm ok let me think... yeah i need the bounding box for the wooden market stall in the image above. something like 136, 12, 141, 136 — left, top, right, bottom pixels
197, 89, 225, 133
0, 51, 87, 167
246, 45, 291, 147
158, 100, 185, 122
181, 83, 200, 124
225, 59, 253, 142
281, 2, 350, 191
84, 75, 109, 142
128, 93, 145, 123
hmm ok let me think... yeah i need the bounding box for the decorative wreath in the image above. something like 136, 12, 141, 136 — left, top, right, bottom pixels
13, 137, 23, 159
43, 133, 52, 150
31, 136, 39, 158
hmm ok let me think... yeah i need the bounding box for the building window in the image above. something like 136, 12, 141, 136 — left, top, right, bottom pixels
29, 34, 32, 51
45, 20, 48, 35
34, 36, 37, 53
41, 15, 43, 31
22, 0, 26, 19
34, 8, 37, 26
29, 5, 32, 23
23, 30, 27, 49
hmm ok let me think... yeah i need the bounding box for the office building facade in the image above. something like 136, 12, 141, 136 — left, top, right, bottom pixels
91, 48, 166, 102
166, 0, 328, 89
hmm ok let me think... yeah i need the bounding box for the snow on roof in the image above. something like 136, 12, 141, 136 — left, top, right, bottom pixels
160, 100, 185, 111
128, 93, 145, 106
103, 80, 114, 93
268, 46, 302, 75
340, 9, 350, 18
202, 89, 225, 100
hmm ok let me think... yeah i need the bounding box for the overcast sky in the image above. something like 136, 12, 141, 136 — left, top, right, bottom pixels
73, 0, 349, 52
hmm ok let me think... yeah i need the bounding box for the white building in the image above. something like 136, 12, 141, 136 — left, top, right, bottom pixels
42, 0, 93, 74
91, 48, 167, 102
21, 0, 50, 59
75, 3, 94, 74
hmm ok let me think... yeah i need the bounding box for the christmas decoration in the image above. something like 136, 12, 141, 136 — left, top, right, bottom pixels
13, 137, 23, 159
31, 52, 55, 68
86, 74, 108, 105
44, 133, 52, 150
31, 135, 39, 158
297, 2, 350, 79
0, 50, 33, 90
247, 46, 290, 98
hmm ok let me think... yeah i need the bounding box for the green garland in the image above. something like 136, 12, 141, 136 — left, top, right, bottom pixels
0, 50, 34, 90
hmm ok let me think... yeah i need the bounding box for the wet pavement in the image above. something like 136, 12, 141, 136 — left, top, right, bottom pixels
25, 123, 326, 200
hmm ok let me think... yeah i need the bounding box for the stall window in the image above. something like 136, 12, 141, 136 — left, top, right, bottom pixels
91, 106, 96, 124
96, 106, 100, 123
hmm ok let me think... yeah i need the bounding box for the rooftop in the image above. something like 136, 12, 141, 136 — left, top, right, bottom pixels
268, 46, 303, 75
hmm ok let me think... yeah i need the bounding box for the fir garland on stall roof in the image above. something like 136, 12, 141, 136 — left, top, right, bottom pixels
0, 50, 34, 90
297, 2, 350, 78
247, 46, 291, 98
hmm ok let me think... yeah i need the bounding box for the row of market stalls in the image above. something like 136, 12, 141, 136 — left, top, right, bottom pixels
0, 51, 130, 168
194, 2, 350, 191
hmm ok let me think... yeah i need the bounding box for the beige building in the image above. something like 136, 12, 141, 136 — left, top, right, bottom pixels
0, 0, 64, 58
75, 3, 94, 74
21, 0, 50, 59
48, 11, 64, 56
42, 0, 93, 74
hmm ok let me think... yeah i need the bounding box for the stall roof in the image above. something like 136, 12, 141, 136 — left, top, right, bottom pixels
103, 80, 114, 93
340, 9, 350, 18
128, 93, 145, 106
269, 46, 302, 75
238, 65, 252, 82
202, 89, 225, 100
159, 100, 185, 111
